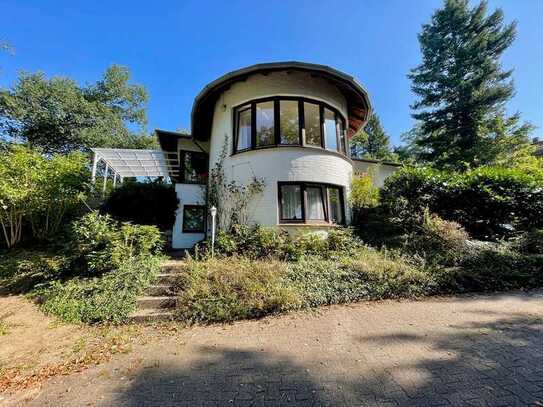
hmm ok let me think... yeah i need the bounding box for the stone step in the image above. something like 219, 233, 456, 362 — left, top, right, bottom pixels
136, 296, 176, 310
155, 273, 179, 285
129, 308, 175, 322
146, 284, 176, 296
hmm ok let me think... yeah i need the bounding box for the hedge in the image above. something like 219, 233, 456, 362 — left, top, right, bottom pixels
380, 166, 543, 238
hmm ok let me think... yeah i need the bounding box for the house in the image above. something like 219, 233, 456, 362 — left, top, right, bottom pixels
91, 62, 400, 249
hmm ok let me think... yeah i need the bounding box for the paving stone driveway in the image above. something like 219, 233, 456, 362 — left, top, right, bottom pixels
16, 290, 543, 406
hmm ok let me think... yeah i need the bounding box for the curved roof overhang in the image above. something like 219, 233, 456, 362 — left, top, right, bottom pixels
191, 61, 372, 142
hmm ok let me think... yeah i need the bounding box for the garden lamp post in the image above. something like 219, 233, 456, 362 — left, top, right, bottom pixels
210, 206, 217, 258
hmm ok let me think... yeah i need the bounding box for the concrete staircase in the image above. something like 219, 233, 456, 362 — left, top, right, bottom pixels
129, 260, 184, 322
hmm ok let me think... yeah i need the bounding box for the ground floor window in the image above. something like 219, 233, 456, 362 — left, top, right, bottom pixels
278, 182, 345, 224
182, 205, 206, 233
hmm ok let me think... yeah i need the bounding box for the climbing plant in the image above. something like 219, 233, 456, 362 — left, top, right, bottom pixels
208, 139, 265, 231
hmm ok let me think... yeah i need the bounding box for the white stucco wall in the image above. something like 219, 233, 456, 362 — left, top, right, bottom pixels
352, 160, 401, 187
172, 183, 206, 249
207, 71, 354, 228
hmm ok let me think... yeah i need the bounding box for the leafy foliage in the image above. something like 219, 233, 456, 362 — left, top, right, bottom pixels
207, 139, 265, 231
350, 113, 397, 161
516, 229, 543, 255
198, 224, 361, 261
101, 180, 178, 230
404, 209, 470, 265
409, 0, 533, 169
0, 65, 156, 154
69, 211, 163, 276
381, 166, 543, 238
0, 145, 89, 247
34, 212, 164, 324
37, 256, 161, 324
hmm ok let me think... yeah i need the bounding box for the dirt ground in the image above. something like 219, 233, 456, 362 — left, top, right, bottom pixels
2, 291, 543, 406
0, 295, 179, 404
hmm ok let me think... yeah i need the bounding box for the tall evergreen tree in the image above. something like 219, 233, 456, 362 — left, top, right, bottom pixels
409, 0, 532, 169
350, 113, 397, 161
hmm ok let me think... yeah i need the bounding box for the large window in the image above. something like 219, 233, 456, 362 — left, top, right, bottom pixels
279, 100, 300, 144
234, 97, 346, 155
304, 102, 322, 147
236, 106, 251, 151
182, 205, 206, 233
278, 182, 345, 224
181, 151, 208, 184
256, 101, 274, 147
323, 108, 338, 152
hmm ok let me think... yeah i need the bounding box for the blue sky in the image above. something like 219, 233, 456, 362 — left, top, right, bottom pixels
1, 0, 542, 145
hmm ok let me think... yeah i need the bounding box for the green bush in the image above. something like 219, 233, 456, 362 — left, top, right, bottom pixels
199, 224, 361, 260
381, 166, 543, 238
33, 212, 164, 323
516, 229, 543, 254
37, 256, 161, 324
405, 210, 470, 265
287, 249, 430, 307
70, 211, 163, 275
101, 181, 178, 230
176, 257, 299, 323
455, 247, 543, 292
0, 145, 90, 248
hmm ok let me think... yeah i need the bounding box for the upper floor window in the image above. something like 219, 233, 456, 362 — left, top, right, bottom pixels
234, 96, 347, 156
181, 150, 208, 184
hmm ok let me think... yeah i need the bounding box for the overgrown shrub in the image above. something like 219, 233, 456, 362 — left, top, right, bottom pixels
455, 247, 543, 292
0, 145, 89, 248
405, 210, 470, 265
287, 250, 430, 307
35, 212, 164, 324
381, 166, 543, 238
37, 256, 161, 324
199, 225, 361, 260
101, 181, 178, 230
516, 229, 543, 254
175, 257, 299, 323
70, 211, 163, 275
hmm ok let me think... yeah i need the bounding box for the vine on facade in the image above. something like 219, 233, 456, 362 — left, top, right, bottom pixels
207, 138, 265, 231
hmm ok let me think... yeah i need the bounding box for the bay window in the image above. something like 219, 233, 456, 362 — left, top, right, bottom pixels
278, 182, 345, 225
303, 102, 322, 147
236, 106, 251, 151
279, 100, 300, 144
234, 96, 346, 155
256, 101, 274, 147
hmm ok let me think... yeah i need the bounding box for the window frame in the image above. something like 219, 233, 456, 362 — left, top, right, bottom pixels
179, 150, 208, 184
182, 205, 206, 233
233, 96, 346, 156
326, 185, 346, 225
277, 181, 345, 225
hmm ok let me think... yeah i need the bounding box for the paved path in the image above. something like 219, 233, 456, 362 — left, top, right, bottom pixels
10, 290, 543, 406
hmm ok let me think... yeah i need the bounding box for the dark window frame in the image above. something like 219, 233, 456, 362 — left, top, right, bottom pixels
326, 185, 346, 225
277, 181, 346, 225
233, 96, 346, 156
182, 205, 206, 233
179, 150, 208, 184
